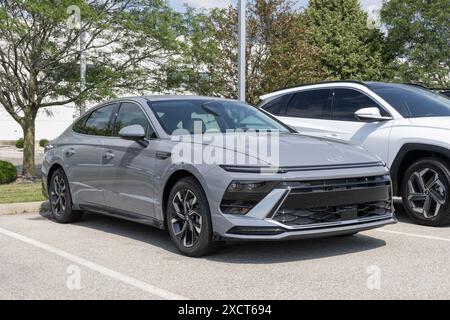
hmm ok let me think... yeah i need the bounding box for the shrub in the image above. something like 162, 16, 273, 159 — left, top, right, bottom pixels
0, 160, 17, 184
39, 139, 49, 148
15, 138, 24, 149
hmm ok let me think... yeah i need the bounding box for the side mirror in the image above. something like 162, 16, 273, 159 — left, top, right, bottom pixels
119, 125, 146, 140
355, 108, 393, 122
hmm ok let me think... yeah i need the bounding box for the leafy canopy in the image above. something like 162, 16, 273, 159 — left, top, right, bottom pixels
306, 0, 387, 81
380, 0, 450, 87
166, 0, 323, 105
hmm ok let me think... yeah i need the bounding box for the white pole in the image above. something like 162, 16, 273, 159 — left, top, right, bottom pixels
238, 0, 246, 102
79, 28, 87, 114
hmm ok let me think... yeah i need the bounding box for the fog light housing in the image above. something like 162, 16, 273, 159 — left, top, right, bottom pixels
220, 181, 279, 215
228, 226, 285, 235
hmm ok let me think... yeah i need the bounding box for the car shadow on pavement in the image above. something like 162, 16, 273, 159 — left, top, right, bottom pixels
207, 235, 386, 264
39, 210, 180, 254
39, 210, 388, 263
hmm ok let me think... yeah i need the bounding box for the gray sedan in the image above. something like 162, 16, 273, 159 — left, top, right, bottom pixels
42, 96, 396, 256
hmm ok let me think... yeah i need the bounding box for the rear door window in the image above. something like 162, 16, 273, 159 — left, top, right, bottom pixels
285, 89, 332, 119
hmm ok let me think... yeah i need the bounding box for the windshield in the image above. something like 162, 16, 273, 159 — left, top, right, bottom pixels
148, 99, 292, 135
368, 84, 450, 118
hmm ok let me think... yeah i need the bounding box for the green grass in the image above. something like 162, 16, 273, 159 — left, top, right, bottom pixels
0, 182, 46, 204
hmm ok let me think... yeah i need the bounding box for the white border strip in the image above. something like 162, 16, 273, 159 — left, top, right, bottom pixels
0, 227, 188, 300
375, 229, 450, 243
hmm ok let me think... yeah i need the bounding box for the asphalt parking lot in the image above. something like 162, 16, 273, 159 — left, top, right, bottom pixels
0, 203, 449, 300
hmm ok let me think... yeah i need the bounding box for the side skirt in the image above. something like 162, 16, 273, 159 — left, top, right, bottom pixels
79, 204, 166, 230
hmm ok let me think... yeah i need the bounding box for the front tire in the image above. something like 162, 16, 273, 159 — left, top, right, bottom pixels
49, 168, 83, 223
166, 177, 216, 257
401, 158, 450, 226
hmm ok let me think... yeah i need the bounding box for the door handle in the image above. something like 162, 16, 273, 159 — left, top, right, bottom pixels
155, 151, 171, 160
103, 151, 115, 160
64, 148, 76, 157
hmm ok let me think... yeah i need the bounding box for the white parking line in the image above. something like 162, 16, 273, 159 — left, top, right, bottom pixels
0, 227, 188, 300
374, 229, 450, 243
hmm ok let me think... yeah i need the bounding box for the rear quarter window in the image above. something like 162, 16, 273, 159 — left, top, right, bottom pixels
260, 94, 291, 115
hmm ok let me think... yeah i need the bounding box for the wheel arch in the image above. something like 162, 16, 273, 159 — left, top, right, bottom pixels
161, 169, 205, 227
47, 162, 65, 190
390, 144, 450, 196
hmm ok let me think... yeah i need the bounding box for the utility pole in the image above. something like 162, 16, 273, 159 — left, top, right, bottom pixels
238, 0, 246, 102
79, 27, 87, 115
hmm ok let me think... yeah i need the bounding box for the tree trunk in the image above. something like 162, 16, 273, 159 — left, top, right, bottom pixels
21, 117, 36, 178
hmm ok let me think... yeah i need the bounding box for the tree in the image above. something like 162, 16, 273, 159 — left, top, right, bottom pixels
167, 0, 323, 105
0, 0, 183, 177
380, 0, 450, 87
305, 0, 388, 81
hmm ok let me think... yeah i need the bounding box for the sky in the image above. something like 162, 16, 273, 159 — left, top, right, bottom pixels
167, 0, 385, 12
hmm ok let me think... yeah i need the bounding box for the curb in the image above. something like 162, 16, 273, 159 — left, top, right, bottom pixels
0, 201, 49, 215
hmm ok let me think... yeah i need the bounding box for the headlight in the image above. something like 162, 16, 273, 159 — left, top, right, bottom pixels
220, 181, 279, 215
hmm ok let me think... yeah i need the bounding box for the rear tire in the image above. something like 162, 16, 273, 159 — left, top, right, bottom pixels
166, 177, 217, 257
48, 168, 83, 224
401, 157, 450, 226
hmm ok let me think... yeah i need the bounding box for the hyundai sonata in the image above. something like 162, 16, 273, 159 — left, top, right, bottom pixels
42, 96, 396, 256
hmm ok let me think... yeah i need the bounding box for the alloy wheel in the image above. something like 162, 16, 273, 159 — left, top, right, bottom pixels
170, 189, 203, 248
50, 175, 67, 216
407, 168, 447, 218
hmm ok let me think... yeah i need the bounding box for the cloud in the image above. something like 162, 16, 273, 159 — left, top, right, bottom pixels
359, 0, 384, 10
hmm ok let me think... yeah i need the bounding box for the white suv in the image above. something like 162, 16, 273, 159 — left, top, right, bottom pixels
259, 81, 450, 226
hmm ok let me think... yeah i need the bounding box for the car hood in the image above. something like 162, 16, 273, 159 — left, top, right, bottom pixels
171, 132, 382, 167
408, 117, 450, 131
261, 133, 381, 167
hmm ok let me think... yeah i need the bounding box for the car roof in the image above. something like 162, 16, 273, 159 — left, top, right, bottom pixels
143, 95, 238, 103
259, 81, 367, 100
259, 81, 432, 101
98, 95, 241, 105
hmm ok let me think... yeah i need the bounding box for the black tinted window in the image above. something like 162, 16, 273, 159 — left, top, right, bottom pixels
114, 102, 154, 138
261, 95, 290, 115
369, 84, 450, 118
83, 104, 117, 136
333, 89, 389, 121
286, 89, 331, 119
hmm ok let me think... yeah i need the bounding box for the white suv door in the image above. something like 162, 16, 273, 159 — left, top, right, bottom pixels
265, 87, 394, 162
274, 89, 337, 138
326, 88, 394, 162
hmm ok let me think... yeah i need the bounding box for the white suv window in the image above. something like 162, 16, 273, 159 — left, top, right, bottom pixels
285, 89, 332, 119
332, 88, 389, 121
260, 94, 290, 115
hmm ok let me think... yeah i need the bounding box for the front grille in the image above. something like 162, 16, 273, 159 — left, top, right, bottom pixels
272, 175, 392, 227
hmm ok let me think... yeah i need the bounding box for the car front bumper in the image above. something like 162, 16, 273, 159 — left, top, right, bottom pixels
212, 170, 396, 241
217, 214, 396, 241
